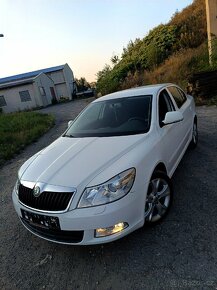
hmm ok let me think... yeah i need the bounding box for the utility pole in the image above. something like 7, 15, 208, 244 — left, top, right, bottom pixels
205, 0, 217, 66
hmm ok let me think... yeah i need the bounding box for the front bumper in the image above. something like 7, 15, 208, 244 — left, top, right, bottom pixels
12, 188, 145, 245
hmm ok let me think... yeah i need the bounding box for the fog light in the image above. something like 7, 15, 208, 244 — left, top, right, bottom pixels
95, 222, 128, 238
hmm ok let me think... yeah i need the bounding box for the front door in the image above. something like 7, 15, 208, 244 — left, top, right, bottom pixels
50, 87, 57, 103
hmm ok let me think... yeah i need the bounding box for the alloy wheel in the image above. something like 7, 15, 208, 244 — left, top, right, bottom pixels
189, 121, 198, 149
145, 175, 171, 223
192, 122, 198, 145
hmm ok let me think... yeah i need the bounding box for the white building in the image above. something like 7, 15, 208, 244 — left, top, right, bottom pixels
0, 64, 76, 113
45, 64, 76, 101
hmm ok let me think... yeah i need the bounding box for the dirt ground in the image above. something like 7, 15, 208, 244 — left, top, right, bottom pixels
0, 99, 217, 290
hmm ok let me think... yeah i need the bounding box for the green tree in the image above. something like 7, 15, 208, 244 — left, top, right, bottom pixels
111, 55, 120, 65
96, 0, 207, 96
75, 77, 90, 92
96, 64, 121, 95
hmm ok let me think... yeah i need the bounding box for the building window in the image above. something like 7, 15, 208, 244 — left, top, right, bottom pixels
0, 95, 7, 107
39, 86, 46, 96
19, 90, 31, 102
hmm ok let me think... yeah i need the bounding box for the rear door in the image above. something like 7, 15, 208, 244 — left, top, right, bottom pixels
167, 86, 192, 148
157, 89, 187, 175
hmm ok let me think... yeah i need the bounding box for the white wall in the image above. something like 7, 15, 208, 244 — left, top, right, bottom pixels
0, 65, 76, 113
47, 71, 65, 84
55, 83, 68, 99
0, 73, 56, 113
46, 70, 66, 100
0, 84, 37, 113
63, 64, 76, 99
46, 64, 76, 100
33, 73, 55, 106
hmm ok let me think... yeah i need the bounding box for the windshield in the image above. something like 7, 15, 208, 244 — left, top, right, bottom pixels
64, 95, 152, 137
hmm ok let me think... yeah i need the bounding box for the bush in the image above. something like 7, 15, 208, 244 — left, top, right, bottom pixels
118, 42, 215, 92
144, 43, 211, 88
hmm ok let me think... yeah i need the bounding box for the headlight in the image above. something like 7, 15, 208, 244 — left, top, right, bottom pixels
78, 168, 136, 208
15, 179, 20, 195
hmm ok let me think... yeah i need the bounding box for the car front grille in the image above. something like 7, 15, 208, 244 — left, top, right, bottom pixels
18, 184, 73, 212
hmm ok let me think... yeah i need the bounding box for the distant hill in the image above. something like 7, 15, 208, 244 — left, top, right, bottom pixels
96, 0, 210, 95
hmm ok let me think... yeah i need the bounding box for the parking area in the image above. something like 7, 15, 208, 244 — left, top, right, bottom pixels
0, 99, 217, 290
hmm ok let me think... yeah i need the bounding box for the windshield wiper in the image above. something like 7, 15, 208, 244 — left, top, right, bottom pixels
63, 134, 75, 138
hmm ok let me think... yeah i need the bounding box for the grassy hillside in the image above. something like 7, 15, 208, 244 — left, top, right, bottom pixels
120, 43, 210, 90
96, 0, 216, 98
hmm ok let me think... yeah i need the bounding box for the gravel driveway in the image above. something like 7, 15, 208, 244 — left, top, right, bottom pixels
0, 99, 217, 290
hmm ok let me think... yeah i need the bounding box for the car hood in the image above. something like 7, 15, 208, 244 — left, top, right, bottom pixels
20, 134, 147, 187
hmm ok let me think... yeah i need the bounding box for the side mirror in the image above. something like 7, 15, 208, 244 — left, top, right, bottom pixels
68, 120, 73, 127
163, 111, 183, 125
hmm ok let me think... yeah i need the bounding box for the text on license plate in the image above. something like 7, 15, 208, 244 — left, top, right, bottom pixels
21, 209, 60, 230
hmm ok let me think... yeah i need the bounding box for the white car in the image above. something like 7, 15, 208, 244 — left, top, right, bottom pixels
12, 84, 198, 245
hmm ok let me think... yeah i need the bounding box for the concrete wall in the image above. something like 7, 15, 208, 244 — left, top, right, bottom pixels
46, 70, 66, 100
0, 84, 37, 113
46, 64, 76, 100
33, 73, 55, 106
63, 64, 76, 99
0, 73, 56, 113
55, 83, 68, 99
0, 64, 75, 112
47, 71, 65, 84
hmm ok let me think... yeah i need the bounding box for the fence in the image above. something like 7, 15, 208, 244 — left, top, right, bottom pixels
187, 70, 217, 98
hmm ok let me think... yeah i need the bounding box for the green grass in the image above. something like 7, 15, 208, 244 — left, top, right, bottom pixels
0, 111, 54, 164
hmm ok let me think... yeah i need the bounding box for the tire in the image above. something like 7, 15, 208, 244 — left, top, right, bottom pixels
144, 171, 173, 225
189, 120, 198, 149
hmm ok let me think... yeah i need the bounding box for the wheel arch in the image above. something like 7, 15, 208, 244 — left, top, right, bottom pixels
151, 162, 168, 177
194, 115, 197, 123
145, 163, 173, 224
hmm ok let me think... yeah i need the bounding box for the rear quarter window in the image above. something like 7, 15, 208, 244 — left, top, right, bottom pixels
167, 86, 187, 108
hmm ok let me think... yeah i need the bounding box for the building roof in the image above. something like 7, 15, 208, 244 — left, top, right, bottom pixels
0, 64, 65, 86
0, 72, 53, 89
0, 77, 38, 90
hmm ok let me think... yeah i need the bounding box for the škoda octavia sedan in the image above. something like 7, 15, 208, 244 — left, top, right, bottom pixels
12, 84, 197, 245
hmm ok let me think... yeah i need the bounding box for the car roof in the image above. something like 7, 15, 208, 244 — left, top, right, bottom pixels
94, 83, 174, 102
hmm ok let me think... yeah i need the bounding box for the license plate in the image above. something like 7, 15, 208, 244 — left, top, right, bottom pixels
21, 209, 60, 230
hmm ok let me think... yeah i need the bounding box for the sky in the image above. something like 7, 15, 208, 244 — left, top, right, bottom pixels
0, 0, 193, 82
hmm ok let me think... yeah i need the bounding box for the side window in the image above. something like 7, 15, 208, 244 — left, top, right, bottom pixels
178, 88, 187, 103
167, 86, 186, 108
158, 90, 174, 127
39, 87, 46, 96
0, 95, 7, 107
19, 90, 31, 102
